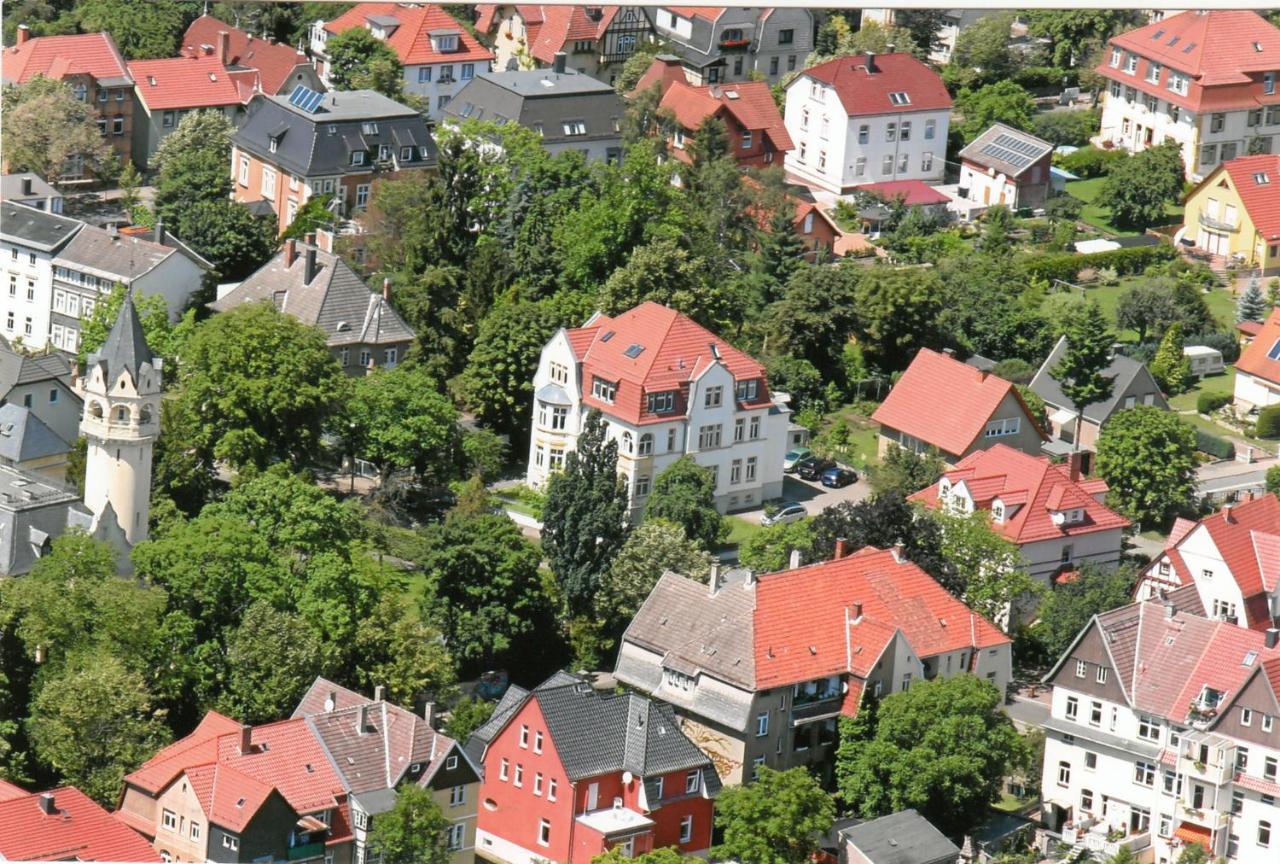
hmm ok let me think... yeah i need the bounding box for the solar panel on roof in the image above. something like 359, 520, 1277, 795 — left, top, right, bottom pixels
289, 85, 324, 114
980, 142, 1033, 170
623, 344, 645, 358
1268, 339, 1280, 361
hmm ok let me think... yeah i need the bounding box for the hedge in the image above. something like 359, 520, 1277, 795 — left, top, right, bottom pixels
1196, 392, 1232, 415
1058, 146, 1128, 179
1258, 405, 1280, 439
1020, 243, 1178, 284
1195, 428, 1235, 460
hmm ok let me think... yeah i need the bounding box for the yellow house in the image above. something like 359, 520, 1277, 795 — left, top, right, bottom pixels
1183, 154, 1280, 275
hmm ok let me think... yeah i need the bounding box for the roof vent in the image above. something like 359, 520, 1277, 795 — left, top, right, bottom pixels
808, 645, 817, 655
709, 342, 720, 359
209, 72, 218, 82
1255, 42, 1264, 52
600, 330, 616, 342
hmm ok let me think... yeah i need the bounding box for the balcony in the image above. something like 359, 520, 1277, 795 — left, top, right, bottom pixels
791, 694, 841, 725
287, 841, 324, 861
719, 37, 750, 51
1063, 819, 1152, 859
1197, 211, 1239, 233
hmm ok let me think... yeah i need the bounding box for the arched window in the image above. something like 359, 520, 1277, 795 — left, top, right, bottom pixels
621, 431, 634, 454
638, 433, 653, 456
139, 404, 154, 424
89, 401, 104, 419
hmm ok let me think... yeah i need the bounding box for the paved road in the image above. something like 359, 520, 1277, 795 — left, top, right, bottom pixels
1005, 694, 1050, 732
1194, 452, 1278, 501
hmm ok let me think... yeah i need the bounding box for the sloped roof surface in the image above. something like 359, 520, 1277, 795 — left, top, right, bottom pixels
324, 3, 493, 65
1030, 336, 1169, 424
88, 293, 154, 381
54, 223, 182, 281
1222, 155, 1280, 241
125, 711, 243, 792
1, 32, 131, 85
0, 786, 161, 861
799, 52, 951, 116
1237, 308, 1280, 386
0, 343, 74, 397
1108, 11, 1280, 87
0, 201, 82, 251
853, 180, 950, 207
293, 676, 370, 718
841, 809, 959, 864
665, 7, 727, 22
465, 683, 530, 766
181, 15, 311, 94
659, 79, 792, 150
128, 55, 254, 110
958, 123, 1053, 178
0, 404, 70, 461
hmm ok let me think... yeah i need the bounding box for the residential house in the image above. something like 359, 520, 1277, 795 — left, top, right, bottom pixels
128, 54, 260, 170
0, 784, 160, 862
230, 88, 435, 232
468, 671, 719, 864
636, 55, 791, 168
614, 544, 1012, 785
1040, 591, 1280, 864
443, 60, 625, 162
1136, 495, 1280, 632
839, 809, 960, 864
210, 237, 415, 375
1093, 10, 1280, 181
1, 201, 84, 349
524, 301, 790, 516
293, 678, 482, 864
848, 179, 951, 234
1, 174, 64, 214
0, 341, 82, 445
475, 5, 653, 86
1031, 336, 1171, 454
859, 9, 998, 66
783, 49, 951, 194
1183, 154, 1280, 274
958, 123, 1055, 211
310, 4, 493, 121
910, 445, 1130, 586
0, 403, 73, 481
872, 348, 1046, 464
651, 7, 815, 86
788, 194, 841, 258
1, 27, 135, 178
116, 711, 354, 864
181, 16, 324, 96
1235, 308, 1280, 409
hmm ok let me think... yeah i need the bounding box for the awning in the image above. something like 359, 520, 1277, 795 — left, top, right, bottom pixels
1050, 407, 1078, 427
1174, 823, 1211, 849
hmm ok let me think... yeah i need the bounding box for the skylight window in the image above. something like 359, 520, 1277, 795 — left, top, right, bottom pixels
1243, 650, 1258, 667
1255, 42, 1265, 53
600, 330, 616, 342
623, 343, 645, 358
1152, 29, 1165, 40
1267, 339, 1280, 361
1168, 36, 1180, 47
1257, 173, 1272, 185
888, 91, 911, 105
1182, 42, 1196, 54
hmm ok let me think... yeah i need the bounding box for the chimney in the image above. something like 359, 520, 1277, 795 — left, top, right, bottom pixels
382, 277, 391, 301
283, 237, 297, 267
851, 602, 863, 622
1165, 599, 1177, 619
890, 542, 904, 564
357, 703, 370, 735
885, 43, 896, 54
553, 51, 567, 74
17, 24, 30, 45
1067, 450, 1084, 482
218, 30, 231, 65
1266, 629, 1279, 649
423, 701, 436, 726
239, 724, 252, 755
374, 685, 385, 702
304, 231, 316, 245
707, 561, 722, 596
154, 219, 166, 245
789, 548, 802, 570
834, 538, 848, 560
21, 177, 32, 196
304, 246, 317, 284
865, 51, 877, 74
38, 792, 56, 815
315, 228, 334, 253
1223, 503, 1235, 524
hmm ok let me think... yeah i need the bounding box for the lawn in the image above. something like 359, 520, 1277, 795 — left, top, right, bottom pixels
1065, 177, 1182, 237
723, 515, 763, 548
1044, 274, 1237, 344
813, 403, 882, 470
1168, 367, 1236, 412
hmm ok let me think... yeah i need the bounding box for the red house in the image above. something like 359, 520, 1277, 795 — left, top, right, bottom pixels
469, 672, 718, 864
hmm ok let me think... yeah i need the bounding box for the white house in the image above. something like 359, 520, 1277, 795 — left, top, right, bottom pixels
650, 6, 815, 86
783, 49, 951, 195
1, 202, 81, 349
1234, 309, 1280, 410
525, 301, 789, 516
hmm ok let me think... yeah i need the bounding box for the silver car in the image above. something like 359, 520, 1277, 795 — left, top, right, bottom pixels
761, 502, 807, 527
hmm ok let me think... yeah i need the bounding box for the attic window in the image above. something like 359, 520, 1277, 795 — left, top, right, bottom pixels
888, 91, 910, 105
725, 89, 740, 100
305, 763, 314, 773
1256, 173, 1271, 185
410, 762, 422, 773
1244, 651, 1259, 667
148, 75, 157, 86
362, 122, 379, 134
623, 343, 645, 359
1167, 36, 1179, 47
600, 330, 616, 343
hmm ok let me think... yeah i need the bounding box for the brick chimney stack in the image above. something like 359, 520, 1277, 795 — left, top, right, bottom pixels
283, 237, 297, 267
218, 30, 231, 65
239, 724, 252, 755
17, 24, 30, 45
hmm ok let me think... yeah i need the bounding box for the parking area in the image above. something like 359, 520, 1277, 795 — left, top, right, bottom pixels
732, 468, 873, 525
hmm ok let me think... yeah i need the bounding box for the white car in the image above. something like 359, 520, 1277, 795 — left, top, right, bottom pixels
782, 447, 813, 473
761, 502, 807, 527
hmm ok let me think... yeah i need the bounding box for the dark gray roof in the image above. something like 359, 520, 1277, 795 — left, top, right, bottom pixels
1, 173, 60, 201
464, 683, 530, 767
54, 224, 189, 281
233, 90, 437, 178
840, 810, 960, 864
0, 201, 81, 251
1030, 335, 1170, 425
443, 70, 624, 146
0, 345, 74, 396
88, 293, 155, 380
0, 404, 70, 462
958, 123, 1053, 178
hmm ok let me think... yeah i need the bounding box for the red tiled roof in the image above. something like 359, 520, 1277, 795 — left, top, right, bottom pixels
1175, 822, 1211, 848
800, 52, 951, 116
525, 5, 619, 64
0, 786, 161, 862
911, 445, 1130, 545
128, 55, 255, 110
1166, 517, 1199, 548
631, 55, 688, 97
1, 32, 131, 85
125, 710, 242, 793
181, 16, 310, 95
853, 179, 950, 207
872, 349, 1045, 457
1236, 308, 1280, 384
1223, 155, 1280, 242
324, 3, 493, 66
573, 301, 771, 425
665, 6, 728, 22
0, 779, 26, 802
1238, 319, 1264, 338
213, 717, 346, 815
659, 80, 793, 152
753, 546, 1010, 689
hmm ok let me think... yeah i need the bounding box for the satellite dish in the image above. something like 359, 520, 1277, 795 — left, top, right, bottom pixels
622, 771, 634, 785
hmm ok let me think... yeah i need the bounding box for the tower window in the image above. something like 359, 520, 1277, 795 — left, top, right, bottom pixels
115, 406, 128, 422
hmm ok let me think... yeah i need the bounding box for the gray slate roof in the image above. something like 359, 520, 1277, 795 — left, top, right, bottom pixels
1030, 335, 1170, 425
89, 294, 155, 381
0, 344, 74, 397
958, 122, 1053, 178
840, 810, 960, 864
465, 683, 530, 768
1, 173, 60, 202
54, 225, 192, 282
0, 201, 81, 251
0, 404, 71, 462
443, 70, 624, 147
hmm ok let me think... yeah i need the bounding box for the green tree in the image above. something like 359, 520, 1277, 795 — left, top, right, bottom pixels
950, 13, 1019, 84
1052, 302, 1116, 452
173, 198, 277, 281
75, 0, 188, 59
954, 80, 1036, 142
219, 601, 327, 724
1025, 11, 1135, 68
346, 365, 459, 483
541, 410, 631, 615
853, 266, 945, 371
895, 10, 951, 57
1116, 281, 1180, 344
26, 653, 171, 804
1034, 563, 1135, 658
715, 767, 834, 864
326, 27, 405, 97
929, 509, 1042, 629
369, 785, 451, 864
595, 848, 688, 864
445, 697, 495, 742
1096, 407, 1197, 527
870, 445, 945, 496
1149, 323, 1192, 395
837, 675, 1024, 836
765, 262, 860, 384
614, 41, 664, 95
174, 302, 346, 471
118, 160, 143, 215
740, 520, 814, 573
1238, 277, 1267, 323
644, 457, 726, 550
1099, 143, 1184, 229
1267, 463, 1280, 497
979, 205, 1016, 255
755, 178, 808, 303
1, 76, 112, 181
1174, 842, 1210, 864
78, 283, 193, 381
153, 110, 236, 225
353, 593, 457, 709
597, 237, 730, 330
595, 519, 713, 628
809, 493, 953, 591
281, 193, 336, 241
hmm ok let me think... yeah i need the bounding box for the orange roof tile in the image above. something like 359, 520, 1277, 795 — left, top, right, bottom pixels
659, 79, 793, 152
665, 7, 728, 22
1236, 308, 1280, 384
1, 32, 131, 85
853, 179, 950, 207
0, 779, 26, 802
181, 15, 310, 94
800, 52, 951, 116
631, 55, 688, 97
125, 710, 242, 793
128, 55, 254, 110
0, 787, 161, 862
1222, 155, 1280, 242
324, 3, 493, 67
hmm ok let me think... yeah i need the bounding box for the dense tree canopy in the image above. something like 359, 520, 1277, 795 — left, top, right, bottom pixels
643, 457, 726, 551
715, 767, 835, 864
1, 76, 113, 182
1096, 407, 1197, 527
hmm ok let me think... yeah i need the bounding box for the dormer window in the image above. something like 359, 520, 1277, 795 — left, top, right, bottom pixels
938, 479, 951, 497
992, 501, 1005, 523
434, 33, 459, 52
735, 379, 758, 402
591, 376, 616, 403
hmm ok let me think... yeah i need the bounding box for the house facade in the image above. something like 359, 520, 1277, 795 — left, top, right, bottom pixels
651, 7, 815, 86
1094, 11, 1280, 181
614, 545, 1013, 786
311, 4, 493, 121
872, 348, 1046, 464
468, 672, 718, 864
1, 174, 64, 214
1, 202, 82, 350
475, 4, 653, 86
1183, 155, 1280, 274
0, 342, 82, 447
1040, 592, 1280, 864
1233, 309, 1280, 410
182, 16, 324, 97
128, 55, 259, 170
783, 50, 951, 194
1, 27, 135, 178
230, 88, 436, 231
524, 301, 790, 516
958, 123, 1055, 211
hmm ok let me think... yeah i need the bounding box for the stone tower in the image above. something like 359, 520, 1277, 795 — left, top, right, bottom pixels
80, 293, 161, 545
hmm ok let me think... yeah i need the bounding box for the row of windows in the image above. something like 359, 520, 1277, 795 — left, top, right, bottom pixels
338, 347, 398, 368
796, 144, 934, 177
416, 63, 476, 84
3, 312, 34, 336
7, 247, 39, 266
96, 115, 126, 136
497, 758, 559, 800
160, 808, 203, 842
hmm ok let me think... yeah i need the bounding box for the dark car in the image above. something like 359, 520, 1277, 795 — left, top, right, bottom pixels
821, 467, 858, 488
475, 669, 510, 701
797, 457, 836, 481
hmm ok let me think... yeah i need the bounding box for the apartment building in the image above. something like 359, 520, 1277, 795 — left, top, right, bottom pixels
475, 5, 653, 86
651, 6, 815, 86
0, 202, 82, 349
524, 301, 789, 516
1094, 10, 1280, 181
1041, 591, 1280, 864
181, 16, 324, 97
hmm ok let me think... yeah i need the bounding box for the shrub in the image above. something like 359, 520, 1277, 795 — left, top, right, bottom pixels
1196, 392, 1231, 415
1058, 145, 1127, 178
1257, 405, 1280, 439
1032, 108, 1100, 147
993, 358, 1036, 384
1015, 66, 1081, 92
1194, 429, 1235, 460
1020, 244, 1178, 284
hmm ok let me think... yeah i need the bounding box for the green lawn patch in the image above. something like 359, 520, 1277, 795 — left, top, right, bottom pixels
723, 516, 763, 548
994, 793, 1032, 813
1065, 177, 1182, 237
812, 404, 882, 470
1168, 367, 1236, 412
1044, 275, 1237, 344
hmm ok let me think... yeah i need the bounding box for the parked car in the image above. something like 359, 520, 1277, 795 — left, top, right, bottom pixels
475, 669, 510, 701
797, 457, 836, 481
821, 467, 858, 488
761, 502, 807, 526
783, 447, 813, 472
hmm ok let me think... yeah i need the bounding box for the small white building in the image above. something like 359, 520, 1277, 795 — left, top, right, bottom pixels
1184, 345, 1225, 378
526, 301, 789, 516
783, 49, 951, 195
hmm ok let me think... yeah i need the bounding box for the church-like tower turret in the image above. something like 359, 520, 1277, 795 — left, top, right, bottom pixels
80, 293, 161, 545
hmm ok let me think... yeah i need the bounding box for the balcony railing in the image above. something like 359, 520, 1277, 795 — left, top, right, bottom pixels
790, 693, 841, 724
1197, 211, 1239, 233
719, 37, 750, 51
287, 841, 325, 861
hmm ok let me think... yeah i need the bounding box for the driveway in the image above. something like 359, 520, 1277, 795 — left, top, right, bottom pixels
733, 471, 872, 525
